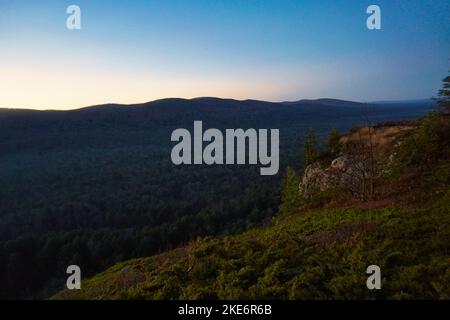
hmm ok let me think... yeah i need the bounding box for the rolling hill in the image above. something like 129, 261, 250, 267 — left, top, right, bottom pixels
0, 97, 435, 298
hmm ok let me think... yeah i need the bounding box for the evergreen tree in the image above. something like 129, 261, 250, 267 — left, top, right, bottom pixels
278, 167, 301, 215
436, 75, 450, 113
303, 128, 319, 167
325, 128, 341, 157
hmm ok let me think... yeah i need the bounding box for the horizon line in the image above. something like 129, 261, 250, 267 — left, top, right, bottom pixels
0, 96, 434, 112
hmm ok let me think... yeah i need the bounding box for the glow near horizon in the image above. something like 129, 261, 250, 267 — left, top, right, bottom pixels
0, 0, 449, 110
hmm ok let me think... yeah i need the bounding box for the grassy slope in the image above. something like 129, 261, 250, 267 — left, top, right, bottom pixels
53, 192, 450, 300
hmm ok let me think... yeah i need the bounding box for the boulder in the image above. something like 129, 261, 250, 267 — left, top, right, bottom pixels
299, 155, 368, 199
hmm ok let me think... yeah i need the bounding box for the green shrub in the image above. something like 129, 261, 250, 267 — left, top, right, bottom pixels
278, 167, 303, 215
395, 113, 450, 170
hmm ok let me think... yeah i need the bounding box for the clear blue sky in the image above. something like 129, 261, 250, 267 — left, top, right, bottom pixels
0, 0, 449, 109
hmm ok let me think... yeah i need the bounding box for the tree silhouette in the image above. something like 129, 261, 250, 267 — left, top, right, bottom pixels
436, 74, 450, 113
325, 128, 341, 157
303, 128, 319, 167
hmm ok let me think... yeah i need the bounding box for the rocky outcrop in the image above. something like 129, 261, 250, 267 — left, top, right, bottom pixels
299, 163, 335, 198
299, 155, 371, 199
299, 124, 416, 200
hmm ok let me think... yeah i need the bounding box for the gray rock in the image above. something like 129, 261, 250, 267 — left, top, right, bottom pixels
299, 155, 369, 199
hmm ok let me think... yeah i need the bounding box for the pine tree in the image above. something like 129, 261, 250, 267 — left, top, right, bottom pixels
303, 128, 319, 167
278, 167, 301, 215
437, 75, 450, 113
325, 128, 341, 157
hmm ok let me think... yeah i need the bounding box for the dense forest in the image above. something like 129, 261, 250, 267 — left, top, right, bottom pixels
54, 110, 450, 300
0, 97, 431, 298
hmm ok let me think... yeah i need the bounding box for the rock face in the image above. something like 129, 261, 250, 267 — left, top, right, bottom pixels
298, 124, 414, 200
299, 163, 335, 198
299, 155, 369, 199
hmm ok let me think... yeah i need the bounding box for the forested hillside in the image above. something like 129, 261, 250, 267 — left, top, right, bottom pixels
54, 112, 450, 300
0, 98, 431, 298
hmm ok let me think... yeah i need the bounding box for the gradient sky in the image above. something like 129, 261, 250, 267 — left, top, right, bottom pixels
0, 0, 449, 110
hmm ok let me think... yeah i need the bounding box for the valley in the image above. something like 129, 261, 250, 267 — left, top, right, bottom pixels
0, 98, 434, 298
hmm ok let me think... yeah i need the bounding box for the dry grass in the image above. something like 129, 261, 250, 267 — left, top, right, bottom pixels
340, 125, 416, 153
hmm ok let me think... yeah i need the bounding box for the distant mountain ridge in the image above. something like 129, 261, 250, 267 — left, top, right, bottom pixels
369, 99, 434, 105
282, 98, 364, 107
0, 97, 434, 114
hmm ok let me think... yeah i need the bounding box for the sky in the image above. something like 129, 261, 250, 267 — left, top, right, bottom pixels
0, 0, 449, 110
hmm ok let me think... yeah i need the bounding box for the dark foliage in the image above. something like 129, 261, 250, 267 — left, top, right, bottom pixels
0, 98, 430, 298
